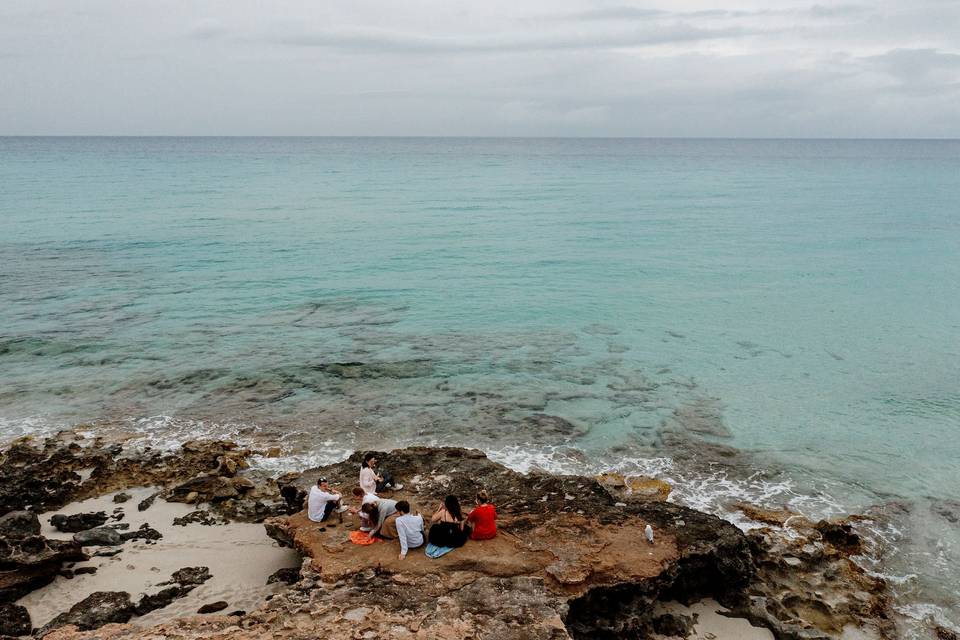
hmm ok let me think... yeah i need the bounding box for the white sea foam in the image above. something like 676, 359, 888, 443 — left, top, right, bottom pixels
0, 415, 71, 443
894, 603, 959, 639
124, 415, 248, 452
487, 443, 846, 531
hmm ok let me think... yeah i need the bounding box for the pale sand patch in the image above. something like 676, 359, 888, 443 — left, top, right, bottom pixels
16, 487, 300, 628
654, 599, 775, 640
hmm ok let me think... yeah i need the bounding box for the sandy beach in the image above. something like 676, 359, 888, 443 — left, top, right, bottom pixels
16, 487, 300, 628
653, 600, 774, 640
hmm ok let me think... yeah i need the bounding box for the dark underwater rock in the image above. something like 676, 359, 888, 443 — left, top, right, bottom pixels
313, 359, 433, 379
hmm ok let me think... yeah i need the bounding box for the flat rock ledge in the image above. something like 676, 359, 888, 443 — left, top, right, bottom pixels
261, 447, 756, 640
3, 439, 897, 640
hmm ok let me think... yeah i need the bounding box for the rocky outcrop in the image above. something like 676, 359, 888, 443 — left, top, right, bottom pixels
262, 447, 754, 639
0, 435, 268, 517
0, 511, 41, 539
0, 602, 31, 636
34, 566, 213, 636
2, 437, 901, 640
738, 520, 893, 640
38, 592, 135, 636
133, 566, 212, 616
0, 515, 86, 602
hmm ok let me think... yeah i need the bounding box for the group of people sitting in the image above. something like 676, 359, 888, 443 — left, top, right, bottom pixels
306, 452, 497, 560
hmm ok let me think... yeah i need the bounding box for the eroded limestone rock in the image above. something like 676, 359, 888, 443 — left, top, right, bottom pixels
38, 591, 135, 636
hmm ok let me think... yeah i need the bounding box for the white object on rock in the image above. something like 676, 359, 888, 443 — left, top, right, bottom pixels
645, 524, 654, 544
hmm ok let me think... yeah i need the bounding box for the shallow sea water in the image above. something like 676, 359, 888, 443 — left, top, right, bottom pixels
1, 137, 958, 633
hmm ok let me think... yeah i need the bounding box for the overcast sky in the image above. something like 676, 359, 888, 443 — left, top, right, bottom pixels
1, 1, 958, 137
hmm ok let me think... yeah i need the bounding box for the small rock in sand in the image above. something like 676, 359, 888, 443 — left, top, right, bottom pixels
120, 523, 163, 542
73, 526, 124, 546
137, 492, 160, 512
51, 511, 109, 533
267, 567, 301, 585
197, 600, 229, 614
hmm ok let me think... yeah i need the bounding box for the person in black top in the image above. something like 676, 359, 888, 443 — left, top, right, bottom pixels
428, 495, 471, 548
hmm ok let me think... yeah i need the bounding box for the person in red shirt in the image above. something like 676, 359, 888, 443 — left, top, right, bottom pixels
466, 489, 497, 540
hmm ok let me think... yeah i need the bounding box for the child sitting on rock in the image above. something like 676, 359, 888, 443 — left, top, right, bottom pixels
349, 487, 379, 532
361, 497, 399, 539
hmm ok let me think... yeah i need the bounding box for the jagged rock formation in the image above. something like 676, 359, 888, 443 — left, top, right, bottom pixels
0, 511, 86, 604
0, 434, 292, 523
2, 437, 900, 640
35, 567, 213, 637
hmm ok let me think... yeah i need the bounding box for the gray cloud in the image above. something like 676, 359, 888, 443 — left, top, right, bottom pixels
861, 48, 960, 96
246, 23, 755, 54
567, 4, 873, 21
865, 47, 960, 80
0, 0, 957, 136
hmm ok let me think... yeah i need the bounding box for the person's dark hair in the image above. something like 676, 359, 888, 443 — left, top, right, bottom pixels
444, 495, 463, 521
361, 503, 379, 521
362, 452, 376, 469
352, 487, 365, 497
396, 500, 410, 514
476, 489, 489, 504
317, 477, 327, 487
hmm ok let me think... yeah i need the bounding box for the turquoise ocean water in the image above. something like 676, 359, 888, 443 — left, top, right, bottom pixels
1, 137, 958, 632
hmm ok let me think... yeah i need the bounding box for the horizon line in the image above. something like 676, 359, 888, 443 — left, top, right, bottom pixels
2, 134, 960, 141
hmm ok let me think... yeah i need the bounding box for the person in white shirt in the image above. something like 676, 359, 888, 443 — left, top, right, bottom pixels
394, 500, 424, 560
306, 478, 344, 523
359, 453, 403, 494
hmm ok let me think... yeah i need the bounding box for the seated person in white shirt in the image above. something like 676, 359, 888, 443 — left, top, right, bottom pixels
394, 500, 425, 560
305, 477, 344, 523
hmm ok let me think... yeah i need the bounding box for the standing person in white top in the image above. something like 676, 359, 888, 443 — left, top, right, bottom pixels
306, 478, 345, 523
394, 500, 424, 560
359, 453, 403, 494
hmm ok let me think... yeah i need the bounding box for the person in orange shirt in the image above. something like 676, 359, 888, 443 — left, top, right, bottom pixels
466, 489, 497, 540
